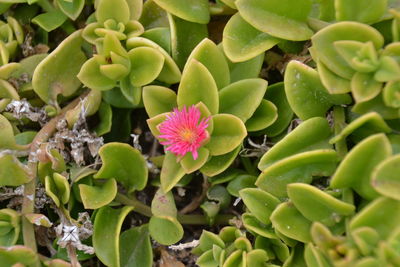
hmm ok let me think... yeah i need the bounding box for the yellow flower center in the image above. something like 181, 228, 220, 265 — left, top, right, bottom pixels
180, 128, 196, 143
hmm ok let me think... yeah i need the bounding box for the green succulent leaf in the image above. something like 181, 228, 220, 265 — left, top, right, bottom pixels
227, 52, 264, 83
32, 9, 68, 32
235, 0, 314, 41
177, 59, 219, 114
256, 150, 338, 198
304, 243, 332, 267
160, 151, 186, 192
316, 60, 351, 95
143, 86, 177, 118
271, 202, 312, 243
93, 206, 133, 267
78, 56, 117, 91
181, 147, 209, 173
336, 0, 387, 24
139, 0, 169, 29
311, 22, 384, 79
79, 178, 117, 209
242, 213, 277, 239
331, 133, 391, 199
94, 102, 113, 136
284, 60, 351, 120
371, 154, 400, 200
222, 13, 280, 62
33, 30, 86, 103
151, 188, 177, 218
383, 80, 400, 108
330, 112, 391, 144
45, 173, 70, 207
120, 225, 152, 267
205, 114, 247, 156
56, 0, 85, 20
263, 82, 294, 137
0, 209, 20, 246
200, 145, 241, 177
128, 46, 165, 87
187, 38, 230, 89
350, 197, 400, 240
227, 174, 257, 197
149, 215, 183, 245
96, 0, 130, 24
127, 37, 181, 84
219, 78, 267, 122
239, 188, 280, 225
351, 72, 382, 103
152, 0, 210, 24
258, 117, 332, 170
287, 183, 355, 226
0, 246, 38, 266
169, 14, 208, 69
374, 56, 400, 82
245, 99, 278, 132
0, 114, 17, 150
94, 142, 148, 193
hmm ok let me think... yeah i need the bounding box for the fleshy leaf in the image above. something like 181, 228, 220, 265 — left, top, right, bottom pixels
149, 215, 183, 245
160, 151, 186, 192
126, 37, 181, 84
371, 154, 400, 200
317, 60, 351, 94
187, 38, 230, 89
93, 206, 133, 267
180, 147, 209, 173
0, 114, 17, 150
256, 150, 338, 198
152, 0, 210, 24
383, 80, 400, 108
351, 72, 382, 103
236, 0, 314, 41
284, 60, 351, 120
331, 133, 391, 199
222, 13, 280, 62
177, 59, 219, 114
79, 178, 117, 209
287, 183, 355, 226
245, 99, 278, 132
32, 30, 86, 103
32, 9, 67, 32
169, 14, 208, 69
350, 197, 400, 240
258, 117, 332, 170
96, 0, 130, 24
336, 0, 387, 24
329, 112, 391, 144
227, 52, 264, 83
56, 0, 85, 20
271, 202, 312, 243
239, 188, 280, 225
200, 145, 241, 177
219, 78, 267, 122
45, 173, 70, 207
128, 47, 165, 87
77, 56, 117, 91
94, 142, 148, 193
311, 21, 384, 79
205, 114, 247, 156
120, 225, 153, 267
143, 85, 177, 118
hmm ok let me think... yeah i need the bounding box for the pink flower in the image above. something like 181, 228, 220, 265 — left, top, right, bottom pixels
158, 105, 210, 160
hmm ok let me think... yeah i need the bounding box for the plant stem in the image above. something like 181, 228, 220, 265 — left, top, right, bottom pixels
179, 174, 209, 215
333, 106, 348, 159
21, 93, 88, 265
115, 193, 234, 225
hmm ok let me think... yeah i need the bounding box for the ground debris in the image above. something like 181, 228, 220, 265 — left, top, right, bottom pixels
6, 99, 48, 125
48, 109, 103, 166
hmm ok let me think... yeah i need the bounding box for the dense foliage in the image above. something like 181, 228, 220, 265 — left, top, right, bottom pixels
0, 0, 400, 266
